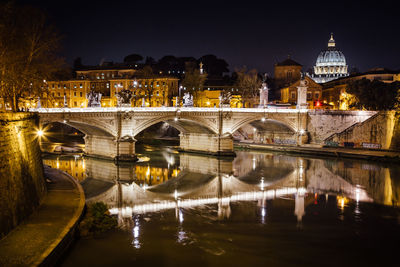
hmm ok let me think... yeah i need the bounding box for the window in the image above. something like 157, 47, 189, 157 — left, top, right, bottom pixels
63, 84, 66, 89
74, 101, 77, 107
74, 92, 77, 97
80, 83, 83, 88
287, 71, 293, 80
315, 92, 320, 99
291, 92, 296, 99
307, 92, 312, 100
74, 84, 77, 89
58, 92, 61, 97
80, 92, 83, 97
52, 84, 55, 89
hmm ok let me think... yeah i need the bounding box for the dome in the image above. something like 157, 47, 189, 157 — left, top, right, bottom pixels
316, 50, 346, 67
312, 33, 349, 83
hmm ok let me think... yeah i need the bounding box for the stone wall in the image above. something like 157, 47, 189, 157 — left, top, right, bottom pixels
307, 110, 377, 143
325, 111, 397, 149
0, 113, 46, 238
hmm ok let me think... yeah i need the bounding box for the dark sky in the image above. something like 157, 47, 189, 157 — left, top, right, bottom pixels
19, 0, 400, 74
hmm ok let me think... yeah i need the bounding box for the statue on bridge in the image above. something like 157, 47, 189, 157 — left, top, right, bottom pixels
219, 91, 232, 108
116, 89, 133, 107
86, 91, 102, 108
297, 72, 308, 109
182, 92, 194, 107
37, 97, 41, 108
258, 73, 269, 108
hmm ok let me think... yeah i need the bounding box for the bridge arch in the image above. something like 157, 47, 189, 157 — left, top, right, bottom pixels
40, 115, 117, 137
132, 115, 217, 137
230, 116, 297, 135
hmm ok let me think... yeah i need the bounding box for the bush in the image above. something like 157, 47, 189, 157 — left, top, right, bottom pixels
79, 202, 117, 236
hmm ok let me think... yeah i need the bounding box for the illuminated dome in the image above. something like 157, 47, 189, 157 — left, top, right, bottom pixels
312, 33, 349, 83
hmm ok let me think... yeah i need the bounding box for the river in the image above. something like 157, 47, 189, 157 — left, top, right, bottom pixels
42, 144, 400, 266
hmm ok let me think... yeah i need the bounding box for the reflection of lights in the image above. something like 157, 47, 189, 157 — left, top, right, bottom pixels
261, 117, 266, 122
261, 207, 266, 224
56, 158, 60, 169
337, 196, 348, 210
174, 189, 178, 200
179, 209, 184, 223
132, 217, 141, 249
174, 117, 178, 121
356, 187, 360, 203
82, 160, 85, 170
253, 128, 257, 132
109, 188, 307, 215
146, 166, 150, 177
260, 177, 264, 191
299, 129, 305, 135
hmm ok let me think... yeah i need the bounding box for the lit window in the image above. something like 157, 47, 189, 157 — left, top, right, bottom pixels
80, 83, 83, 88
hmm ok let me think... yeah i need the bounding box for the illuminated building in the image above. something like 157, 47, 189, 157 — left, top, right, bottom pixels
311, 33, 349, 83
322, 68, 400, 110
279, 75, 323, 109
13, 65, 179, 109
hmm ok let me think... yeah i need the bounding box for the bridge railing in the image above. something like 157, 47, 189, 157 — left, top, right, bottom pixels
30, 107, 311, 113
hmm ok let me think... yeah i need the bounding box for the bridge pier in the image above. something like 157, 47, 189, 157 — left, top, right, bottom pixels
179, 133, 236, 156
84, 135, 137, 161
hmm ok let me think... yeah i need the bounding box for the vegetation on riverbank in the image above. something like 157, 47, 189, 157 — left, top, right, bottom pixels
79, 202, 117, 237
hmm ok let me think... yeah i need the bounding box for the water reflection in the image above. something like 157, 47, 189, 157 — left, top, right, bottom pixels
43, 148, 400, 228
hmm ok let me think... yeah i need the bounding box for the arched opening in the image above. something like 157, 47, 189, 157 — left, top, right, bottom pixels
41, 122, 85, 153
233, 119, 297, 145
41, 121, 115, 155
133, 118, 216, 154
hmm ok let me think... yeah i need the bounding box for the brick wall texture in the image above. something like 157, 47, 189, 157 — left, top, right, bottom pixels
0, 113, 46, 238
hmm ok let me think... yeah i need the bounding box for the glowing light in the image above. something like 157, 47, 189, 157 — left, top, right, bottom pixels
261, 117, 266, 122
174, 189, 178, 200
299, 129, 305, 135
37, 130, 44, 137
179, 209, 184, 223
174, 117, 178, 121
206, 101, 210, 106
253, 128, 257, 132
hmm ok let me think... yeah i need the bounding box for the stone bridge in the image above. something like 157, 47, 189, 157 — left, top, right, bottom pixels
33, 107, 377, 161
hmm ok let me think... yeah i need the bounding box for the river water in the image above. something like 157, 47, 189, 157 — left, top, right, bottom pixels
42, 144, 400, 266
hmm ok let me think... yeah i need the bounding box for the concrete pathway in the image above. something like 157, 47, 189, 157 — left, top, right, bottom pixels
236, 142, 400, 162
0, 166, 85, 266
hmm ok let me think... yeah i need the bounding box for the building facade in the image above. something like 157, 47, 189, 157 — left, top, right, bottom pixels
322, 68, 400, 110
274, 57, 302, 88
12, 66, 179, 110
280, 76, 323, 109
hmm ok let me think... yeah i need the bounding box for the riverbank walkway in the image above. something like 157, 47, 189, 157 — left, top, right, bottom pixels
0, 166, 85, 266
235, 142, 400, 162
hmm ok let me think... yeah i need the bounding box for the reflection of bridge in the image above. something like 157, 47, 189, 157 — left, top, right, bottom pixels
34, 107, 375, 160
81, 151, 377, 225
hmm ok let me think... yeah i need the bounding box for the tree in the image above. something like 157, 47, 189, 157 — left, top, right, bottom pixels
0, 2, 64, 111
138, 65, 157, 106
347, 78, 400, 110
198, 55, 229, 77
234, 68, 262, 107
181, 66, 207, 105
123, 54, 143, 64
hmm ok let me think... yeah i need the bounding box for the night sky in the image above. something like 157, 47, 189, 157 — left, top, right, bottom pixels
19, 0, 400, 74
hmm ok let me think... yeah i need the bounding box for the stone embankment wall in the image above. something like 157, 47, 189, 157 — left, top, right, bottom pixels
325, 111, 399, 149
307, 110, 377, 143
0, 113, 46, 238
